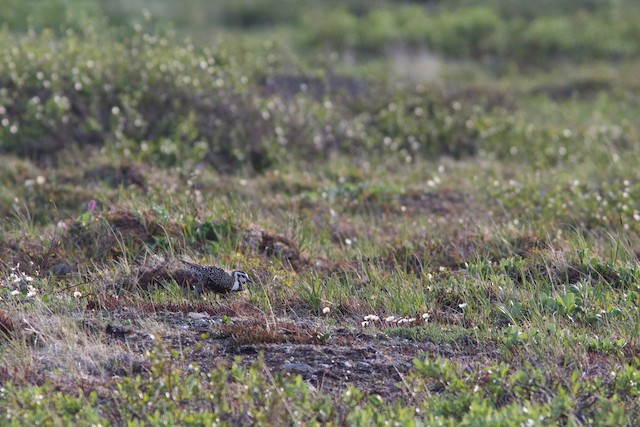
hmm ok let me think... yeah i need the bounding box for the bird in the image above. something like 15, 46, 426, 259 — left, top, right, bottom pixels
180, 259, 252, 294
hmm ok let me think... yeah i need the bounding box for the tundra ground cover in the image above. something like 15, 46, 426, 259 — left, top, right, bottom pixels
1, 1, 640, 425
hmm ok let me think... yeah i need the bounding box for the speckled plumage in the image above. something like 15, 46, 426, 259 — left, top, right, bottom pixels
180, 260, 250, 294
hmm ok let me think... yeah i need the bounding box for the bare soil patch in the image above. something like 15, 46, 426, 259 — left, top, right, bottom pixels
74, 302, 501, 400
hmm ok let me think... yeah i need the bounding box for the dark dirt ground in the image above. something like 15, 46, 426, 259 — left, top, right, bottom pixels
77, 303, 501, 401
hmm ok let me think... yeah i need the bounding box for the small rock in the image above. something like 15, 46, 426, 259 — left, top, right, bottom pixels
236, 345, 258, 355
343, 361, 353, 369
49, 263, 73, 276
356, 361, 371, 370
281, 363, 313, 375
105, 324, 130, 339
298, 319, 314, 328
188, 312, 210, 320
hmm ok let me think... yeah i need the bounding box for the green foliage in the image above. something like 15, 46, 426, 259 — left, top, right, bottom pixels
0, 28, 283, 171
4, 0, 640, 65
426, 7, 502, 58
3, 1, 640, 426
388, 324, 473, 345
6, 345, 636, 425
449, 0, 612, 19
410, 357, 638, 425
0, 0, 105, 34
299, 1, 640, 63
0, 384, 103, 426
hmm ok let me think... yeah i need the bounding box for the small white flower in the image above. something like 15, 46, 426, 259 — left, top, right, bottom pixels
73, 291, 82, 298
364, 315, 380, 322
458, 303, 468, 309
10, 290, 20, 296
361, 321, 370, 327
384, 316, 397, 322
422, 313, 430, 320
322, 307, 330, 314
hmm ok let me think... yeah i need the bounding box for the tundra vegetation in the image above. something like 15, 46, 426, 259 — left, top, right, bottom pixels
1, 0, 640, 425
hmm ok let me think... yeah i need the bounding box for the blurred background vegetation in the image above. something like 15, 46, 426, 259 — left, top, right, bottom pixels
2, 0, 640, 63
1, 0, 639, 189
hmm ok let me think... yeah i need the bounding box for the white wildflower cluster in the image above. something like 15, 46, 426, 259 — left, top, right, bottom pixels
361, 314, 380, 327
384, 313, 431, 324
3, 264, 38, 298
361, 313, 431, 328
7, 264, 35, 284
26, 286, 38, 298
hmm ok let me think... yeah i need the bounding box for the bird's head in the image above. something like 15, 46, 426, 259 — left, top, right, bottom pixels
231, 270, 252, 291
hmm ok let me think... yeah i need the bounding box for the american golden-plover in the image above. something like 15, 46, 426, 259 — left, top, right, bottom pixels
180, 259, 252, 294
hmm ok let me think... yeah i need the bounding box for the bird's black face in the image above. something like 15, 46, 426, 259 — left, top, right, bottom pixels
232, 271, 252, 291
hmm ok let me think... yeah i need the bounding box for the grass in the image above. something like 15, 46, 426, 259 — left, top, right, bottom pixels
2, 0, 640, 425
